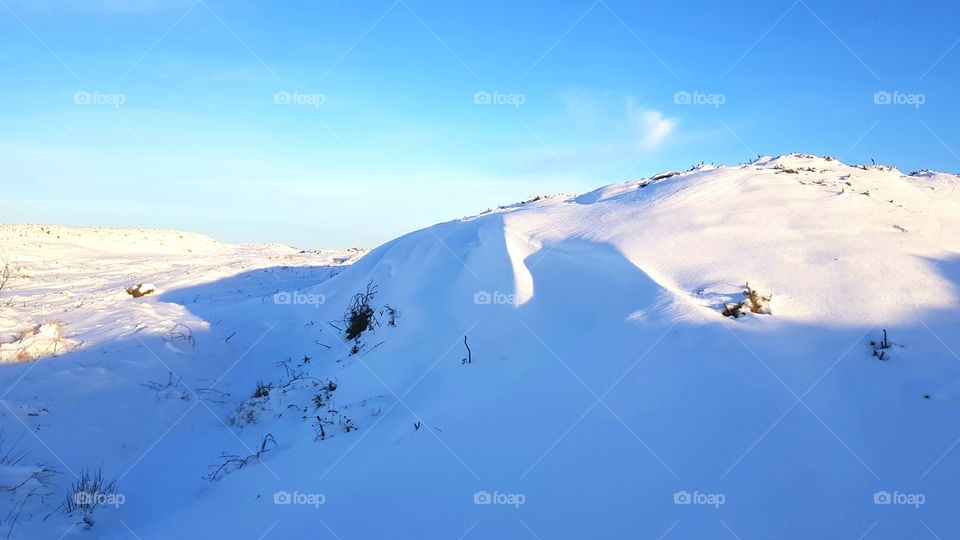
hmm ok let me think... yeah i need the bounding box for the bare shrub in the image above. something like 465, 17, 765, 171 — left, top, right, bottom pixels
0, 430, 26, 466
125, 283, 156, 298
2, 433, 59, 537
274, 358, 322, 394
773, 164, 798, 174
63, 468, 121, 528
381, 305, 400, 327
332, 281, 380, 354
164, 323, 195, 349
743, 283, 772, 314
229, 380, 276, 426
310, 382, 363, 441
141, 372, 190, 401
344, 282, 378, 341
205, 434, 277, 481
252, 381, 272, 399
312, 381, 337, 410
722, 282, 773, 318
0, 255, 10, 297
871, 329, 893, 361
231, 399, 269, 427
1, 322, 72, 363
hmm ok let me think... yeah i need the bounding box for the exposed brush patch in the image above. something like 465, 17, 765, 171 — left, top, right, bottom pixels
125, 283, 157, 298
2, 432, 59, 536
252, 381, 272, 399
722, 283, 773, 318
329, 281, 382, 355
0, 253, 10, 297
0, 322, 75, 363
205, 434, 277, 482
63, 468, 121, 528
344, 282, 378, 343
871, 329, 894, 361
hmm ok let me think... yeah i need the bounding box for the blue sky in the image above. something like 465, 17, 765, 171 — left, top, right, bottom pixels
2, 0, 959, 248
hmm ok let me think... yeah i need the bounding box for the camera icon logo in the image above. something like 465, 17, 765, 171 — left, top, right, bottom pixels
873, 91, 892, 105
274, 491, 292, 505
274, 91, 292, 105
73, 91, 92, 105
473, 490, 492, 504
473, 291, 492, 305
473, 91, 492, 105
274, 291, 293, 305
673, 491, 691, 504
673, 91, 691, 105
873, 491, 891, 504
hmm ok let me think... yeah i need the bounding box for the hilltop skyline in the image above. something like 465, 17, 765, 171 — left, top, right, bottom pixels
2, 0, 959, 247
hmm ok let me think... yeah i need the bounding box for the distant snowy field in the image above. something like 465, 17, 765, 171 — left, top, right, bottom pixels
0, 224, 364, 363
2, 155, 960, 539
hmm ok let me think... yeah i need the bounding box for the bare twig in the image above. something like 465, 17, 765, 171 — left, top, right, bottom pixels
462, 335, 472, 365
204, 434, 277, 481
0, 252, 11, 297
165, 323, 195, 348
0, 430, 27, 466
871, 329, 893, 361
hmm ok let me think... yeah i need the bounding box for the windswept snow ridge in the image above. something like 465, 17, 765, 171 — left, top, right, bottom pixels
2, 155, 960, 539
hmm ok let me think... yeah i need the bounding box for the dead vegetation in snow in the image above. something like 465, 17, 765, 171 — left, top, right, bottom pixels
722, 283, 773, 318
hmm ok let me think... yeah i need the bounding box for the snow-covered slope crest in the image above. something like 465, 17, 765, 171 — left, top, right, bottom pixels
3, 154, 960, 539
365, 152, 960, 327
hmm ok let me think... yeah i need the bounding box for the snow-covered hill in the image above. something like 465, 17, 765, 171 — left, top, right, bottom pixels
2, 155, 960, 539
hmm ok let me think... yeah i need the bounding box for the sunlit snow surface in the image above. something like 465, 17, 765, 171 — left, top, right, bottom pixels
2, 155, 960, 539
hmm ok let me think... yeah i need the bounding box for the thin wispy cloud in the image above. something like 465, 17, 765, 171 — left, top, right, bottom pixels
2, 0, 957, 247
513, 92, 678, 175
633, 107, 676, 151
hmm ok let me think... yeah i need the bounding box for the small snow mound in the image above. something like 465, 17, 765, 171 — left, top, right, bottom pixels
574, 181, 649, 205
0, 322, 76, 363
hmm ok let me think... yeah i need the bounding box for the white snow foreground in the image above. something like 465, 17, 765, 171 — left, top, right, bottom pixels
2, 155, 960, 539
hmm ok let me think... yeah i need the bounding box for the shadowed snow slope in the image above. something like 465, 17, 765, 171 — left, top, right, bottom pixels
2, 155, 960, 539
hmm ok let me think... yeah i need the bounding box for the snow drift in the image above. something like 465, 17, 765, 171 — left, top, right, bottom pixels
2, 155, 960, 539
